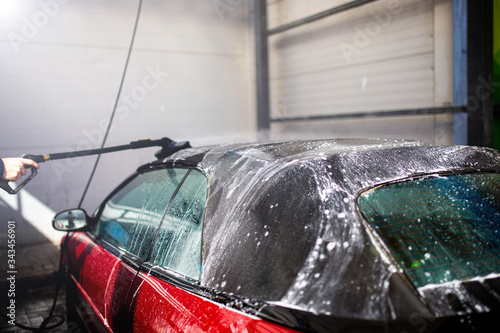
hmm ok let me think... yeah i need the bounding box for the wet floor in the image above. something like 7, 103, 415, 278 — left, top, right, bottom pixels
0, 242, 67, 332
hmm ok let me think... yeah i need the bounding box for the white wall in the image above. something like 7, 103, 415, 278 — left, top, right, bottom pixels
267, 0, 454, 144
0, 0, 456, 246
0, 0, 255, 245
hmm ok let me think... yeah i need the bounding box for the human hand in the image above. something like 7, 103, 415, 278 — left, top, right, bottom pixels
1, 158, 40, 182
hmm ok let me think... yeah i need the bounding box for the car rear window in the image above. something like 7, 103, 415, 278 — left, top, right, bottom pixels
358, 173, 500, 288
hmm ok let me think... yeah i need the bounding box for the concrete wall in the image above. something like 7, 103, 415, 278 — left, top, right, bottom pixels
0, 0, 255, 245
0, 0, 456, 246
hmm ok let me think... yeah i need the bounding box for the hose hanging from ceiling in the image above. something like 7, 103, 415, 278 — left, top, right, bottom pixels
78, 0, 144, 208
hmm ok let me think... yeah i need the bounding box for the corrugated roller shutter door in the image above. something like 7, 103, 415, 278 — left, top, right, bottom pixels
268, 0, 441, 141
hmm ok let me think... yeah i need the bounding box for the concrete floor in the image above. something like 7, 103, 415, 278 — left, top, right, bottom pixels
0, 242, 67, 332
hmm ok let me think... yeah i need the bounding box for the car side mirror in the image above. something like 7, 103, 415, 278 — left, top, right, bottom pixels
53, 208, 89, 231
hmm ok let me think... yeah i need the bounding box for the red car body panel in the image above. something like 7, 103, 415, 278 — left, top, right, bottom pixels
67, 233, 138, 332
66, 232, 300, 332
130, 271, 300, 332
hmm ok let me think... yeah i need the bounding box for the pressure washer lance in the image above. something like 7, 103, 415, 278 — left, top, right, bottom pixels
0, 137, 191, 195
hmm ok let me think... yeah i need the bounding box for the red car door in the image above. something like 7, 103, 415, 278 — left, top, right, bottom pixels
65, 232, 139, 332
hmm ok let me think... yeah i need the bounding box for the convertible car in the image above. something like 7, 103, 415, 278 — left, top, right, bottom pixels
53, 138, 500, 332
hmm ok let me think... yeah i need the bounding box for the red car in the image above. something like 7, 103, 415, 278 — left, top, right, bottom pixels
53, 139, 500, 332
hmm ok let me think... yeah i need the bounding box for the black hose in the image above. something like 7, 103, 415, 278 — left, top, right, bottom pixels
0, 235, 68, 332
37, 235, 68, 331
78, 0, 144, 208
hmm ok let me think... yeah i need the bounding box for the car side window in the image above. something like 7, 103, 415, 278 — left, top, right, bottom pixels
94, 168, 189, 260
149, 169, 208, 280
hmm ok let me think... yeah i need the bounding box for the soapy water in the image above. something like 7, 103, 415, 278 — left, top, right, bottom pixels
167, 139, 500, 320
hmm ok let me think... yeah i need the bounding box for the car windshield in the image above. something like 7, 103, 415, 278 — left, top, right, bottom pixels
358, 173, 500, 288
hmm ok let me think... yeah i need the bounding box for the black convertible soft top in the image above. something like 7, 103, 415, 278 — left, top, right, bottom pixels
161, 139, 500, 326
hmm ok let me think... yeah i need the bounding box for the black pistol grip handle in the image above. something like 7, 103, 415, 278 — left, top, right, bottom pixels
20, 153, 48, 164
0, 167, 38, 195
